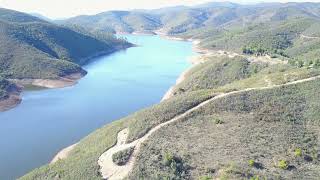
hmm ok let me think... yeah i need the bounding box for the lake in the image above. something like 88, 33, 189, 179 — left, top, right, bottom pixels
0, 35, 195, 179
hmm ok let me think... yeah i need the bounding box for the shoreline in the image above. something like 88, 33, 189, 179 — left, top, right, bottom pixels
0, 83, 22, 112
50, 143, 78, 164
0, 72, 85, 112
49, 32, 207, 164
161, 68, 191, 101
0, 45, 133, 112
10, 72, 87, 89
0, 94, 22, 112
160, 37, 209, 101
46, 31, 292, 171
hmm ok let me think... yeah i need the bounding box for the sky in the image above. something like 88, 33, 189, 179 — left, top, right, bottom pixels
0, 0, 319, 19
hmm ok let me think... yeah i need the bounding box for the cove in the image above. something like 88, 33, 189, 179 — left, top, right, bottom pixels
0, 35, 195, 180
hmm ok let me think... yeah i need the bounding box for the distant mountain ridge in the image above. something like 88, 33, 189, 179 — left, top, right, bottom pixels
60, 2, 320, 35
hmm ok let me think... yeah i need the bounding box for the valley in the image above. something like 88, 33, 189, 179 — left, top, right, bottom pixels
0, 35, 194, 179
1, 1, 320, 180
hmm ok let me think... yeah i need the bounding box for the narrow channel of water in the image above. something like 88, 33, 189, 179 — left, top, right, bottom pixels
0, 35, 196, 179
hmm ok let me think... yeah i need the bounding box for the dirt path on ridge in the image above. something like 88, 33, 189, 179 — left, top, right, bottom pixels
98, 75, 320, 180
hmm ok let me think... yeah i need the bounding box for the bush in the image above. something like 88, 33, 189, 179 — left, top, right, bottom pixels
294, 148, 302, 157
162, 152, 189, 178
164, 152, 174, 166
278, 160, 288, 170
112, 147, 134, 166
214, 118, 223, 124
248, 159, 255, 167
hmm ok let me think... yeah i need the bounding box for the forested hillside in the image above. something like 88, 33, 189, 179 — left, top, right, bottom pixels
0, 8, 132, 110
61, 2, 320, 35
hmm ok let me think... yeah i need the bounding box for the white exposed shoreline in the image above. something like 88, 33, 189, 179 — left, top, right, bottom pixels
161, 67, 192, 101
0, 72, 86, 112
161, 38, 207, 101
50, 143, 78, 164
10, 72, 86, 89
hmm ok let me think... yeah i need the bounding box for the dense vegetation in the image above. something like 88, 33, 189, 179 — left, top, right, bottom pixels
0, 8, 131, 103
0, 8, 131, 80
0, 76, 15, 99
112, 147, 134, 166
59, 11, 162, 34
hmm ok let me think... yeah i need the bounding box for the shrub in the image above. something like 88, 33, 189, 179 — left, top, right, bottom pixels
294, 148, 302, 157
278, 160, 288, 170
248, 159, 255, 167
205, 167, 215, 174
112, 147, 134, 166
164, 152, 174, 166
162, 152, 189, 178
213, 118, 223, 124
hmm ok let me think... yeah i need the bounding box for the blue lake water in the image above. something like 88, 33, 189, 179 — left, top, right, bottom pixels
0, 35, 195, 179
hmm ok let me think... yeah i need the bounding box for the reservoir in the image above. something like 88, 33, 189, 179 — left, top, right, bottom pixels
0, 35, 195, 179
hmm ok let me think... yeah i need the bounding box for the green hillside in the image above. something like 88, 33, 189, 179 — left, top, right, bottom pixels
20, 54, 320, 179
0, 8, 131, 104
61, 2, 320, 35
131, 77, 320, 180
61, 11, 162, 34
0, 9, 131, 79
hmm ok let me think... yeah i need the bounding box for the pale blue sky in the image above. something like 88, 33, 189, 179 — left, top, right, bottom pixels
0, 0, 319, 19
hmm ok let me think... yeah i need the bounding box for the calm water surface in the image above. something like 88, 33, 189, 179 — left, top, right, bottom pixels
0, 35, 195, 179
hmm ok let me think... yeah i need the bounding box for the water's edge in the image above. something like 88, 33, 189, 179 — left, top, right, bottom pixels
0, 46, 133, 112
49, 33, 202, 165
1, 34, 195, 179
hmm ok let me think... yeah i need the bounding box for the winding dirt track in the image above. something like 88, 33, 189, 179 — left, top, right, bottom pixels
301, 34, 320, 40
98, 75, 320, 180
